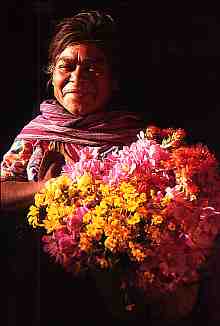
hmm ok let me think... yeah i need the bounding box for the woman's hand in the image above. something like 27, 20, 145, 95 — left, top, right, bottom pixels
38, 150, 65, 182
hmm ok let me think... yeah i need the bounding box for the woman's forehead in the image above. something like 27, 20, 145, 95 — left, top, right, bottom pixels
56, 43, 107, 62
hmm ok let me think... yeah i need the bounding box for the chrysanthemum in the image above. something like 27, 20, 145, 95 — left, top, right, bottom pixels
27, 125, 220, 306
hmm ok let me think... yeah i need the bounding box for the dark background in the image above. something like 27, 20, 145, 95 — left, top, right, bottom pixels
3, 0, 220, 159
2, 2, 220, 325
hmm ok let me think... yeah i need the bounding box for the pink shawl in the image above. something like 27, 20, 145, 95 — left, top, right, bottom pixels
16, 100, 144, 148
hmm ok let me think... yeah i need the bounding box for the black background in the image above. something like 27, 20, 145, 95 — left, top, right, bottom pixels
2, 2, 220, 325
3, 1, 220, 158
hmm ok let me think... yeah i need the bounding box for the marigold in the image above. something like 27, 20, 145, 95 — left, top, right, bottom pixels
27, 125, 220, 309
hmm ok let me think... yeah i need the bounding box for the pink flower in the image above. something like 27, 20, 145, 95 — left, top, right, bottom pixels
32, 125, 220, 301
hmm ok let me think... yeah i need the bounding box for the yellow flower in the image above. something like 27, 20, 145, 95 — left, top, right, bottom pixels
128, 242, 146, 262
110, 219, 120, 227
43, 203, 74, 233
82, 194, 96, 205
77, 174, 92, 191
34, 193, 46, 207
83, 211, 92, 224
27, 205, 43, 228
94, 204, 107, 216
139, 192, 147, 202
113, 196, 122, 208
151, 214, 163, 225
150, 189, 155, 198
79, 233, 93, 252
54, 174, 72, 190
42, 175, 73, 203
161, 194, 172, 206
99, 200, 108, 209
120, 182, 137, 195
104, 237, 118, 252
126, 200, 139, 212
99, 184, 111, 195
44, 206, 61, 232
127, 212, 141, 225
86, 223, 103, 239
43, 183, 61, 202
92, 214, 105, 229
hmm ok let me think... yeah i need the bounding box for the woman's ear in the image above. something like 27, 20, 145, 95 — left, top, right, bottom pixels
46, 79, 54, 98
47, 78, 53, 87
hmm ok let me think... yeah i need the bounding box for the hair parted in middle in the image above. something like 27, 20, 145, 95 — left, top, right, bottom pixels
47, 10, 121, 77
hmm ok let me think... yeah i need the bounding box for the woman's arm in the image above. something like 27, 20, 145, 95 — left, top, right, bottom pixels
1, 150, 65, 211
0, 179, 44, 210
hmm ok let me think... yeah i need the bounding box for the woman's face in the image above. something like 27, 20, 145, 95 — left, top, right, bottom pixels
52, 43, 113, 116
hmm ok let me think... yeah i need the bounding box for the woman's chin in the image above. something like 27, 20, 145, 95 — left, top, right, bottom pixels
63, 92, 103, 115
63, 102, 104, 116
62, 100, 84, 116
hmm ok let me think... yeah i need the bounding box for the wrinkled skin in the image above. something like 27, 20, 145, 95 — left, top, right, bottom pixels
52, 43, 114, 116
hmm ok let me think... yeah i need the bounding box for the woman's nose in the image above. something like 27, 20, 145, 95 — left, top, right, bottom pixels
69, 65, 86, 83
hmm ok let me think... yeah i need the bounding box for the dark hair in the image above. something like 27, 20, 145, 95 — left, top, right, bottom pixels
47, 10, 120, 77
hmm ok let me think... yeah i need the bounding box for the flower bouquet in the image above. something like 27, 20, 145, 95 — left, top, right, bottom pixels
28, 126, 220, 312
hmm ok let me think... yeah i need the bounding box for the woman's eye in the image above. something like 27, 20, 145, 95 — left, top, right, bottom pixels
57, 63, 76, 71
88, 65, 96, 72
86, 64, 103, 74
81, 63, 95, 73
55, 62, 103, 75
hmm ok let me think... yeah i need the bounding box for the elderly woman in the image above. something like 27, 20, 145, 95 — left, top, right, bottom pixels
1, 10, 143, 211
1, 9, 212, 326
1, 9, 145, 326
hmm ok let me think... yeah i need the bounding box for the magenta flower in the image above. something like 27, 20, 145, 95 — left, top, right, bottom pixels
30, 125, 220, 302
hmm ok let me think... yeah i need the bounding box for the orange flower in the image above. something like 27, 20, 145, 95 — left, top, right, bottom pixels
79, 233, 93, 252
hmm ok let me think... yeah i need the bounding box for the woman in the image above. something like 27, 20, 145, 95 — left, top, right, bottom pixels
1, 10, 143, 211
1, 9, 209, 326
1, 9, 147, 326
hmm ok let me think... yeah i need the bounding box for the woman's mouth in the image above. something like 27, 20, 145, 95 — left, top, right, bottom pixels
62, 88, 96, 99
62, 88, 82, 96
